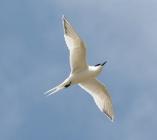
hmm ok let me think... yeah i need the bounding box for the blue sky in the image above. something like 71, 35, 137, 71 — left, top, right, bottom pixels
0, 0, 157, 140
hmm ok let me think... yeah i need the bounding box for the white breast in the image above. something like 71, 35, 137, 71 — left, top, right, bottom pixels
70, 66, 102, 84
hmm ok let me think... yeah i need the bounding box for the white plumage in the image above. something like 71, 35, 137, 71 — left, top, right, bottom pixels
45, 15, 114, 121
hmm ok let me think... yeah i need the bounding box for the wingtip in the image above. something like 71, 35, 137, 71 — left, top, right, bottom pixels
108, 115, 114, 122
110, 116, 114, 122
103, 110, 114, 122
62, 15, 65, 20
62, 15, 70, 35
62, 15, 67, 22
62, 15, 66, 32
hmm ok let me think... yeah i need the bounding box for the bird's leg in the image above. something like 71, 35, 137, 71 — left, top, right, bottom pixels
64, 81, 71, 88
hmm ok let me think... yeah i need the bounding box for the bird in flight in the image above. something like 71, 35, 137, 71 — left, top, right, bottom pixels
45, 15, 114, 121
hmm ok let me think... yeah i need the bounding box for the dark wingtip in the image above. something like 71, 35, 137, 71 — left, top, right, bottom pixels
62, 15, 68, 23
95, 63, 101, 66
101, 61, 107, 66
62, 15, 66, 33
62, 15, 69, 35
103, 110, 114, 122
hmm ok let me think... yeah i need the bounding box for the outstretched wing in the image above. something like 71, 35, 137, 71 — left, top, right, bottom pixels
62, 15, 87, 73
79, 79, 114, 121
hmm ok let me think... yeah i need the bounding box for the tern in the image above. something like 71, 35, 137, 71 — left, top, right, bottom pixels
45, 15, 114, 121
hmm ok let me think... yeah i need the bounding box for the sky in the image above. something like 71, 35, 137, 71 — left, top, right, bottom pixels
0, 0, 157, 140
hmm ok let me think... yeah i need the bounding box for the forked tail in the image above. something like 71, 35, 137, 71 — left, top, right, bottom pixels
44, 78, 71, 96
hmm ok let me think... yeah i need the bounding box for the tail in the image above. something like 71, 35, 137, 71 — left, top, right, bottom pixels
44, 85, 64, 96
44, 78, 71, 96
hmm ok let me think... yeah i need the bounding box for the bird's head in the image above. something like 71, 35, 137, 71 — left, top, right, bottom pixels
94, 61, 107, 67
93, 61, 107, 73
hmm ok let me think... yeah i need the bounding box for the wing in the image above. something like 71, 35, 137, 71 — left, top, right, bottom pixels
62, 15, 87, 73
79, 79, 114, 121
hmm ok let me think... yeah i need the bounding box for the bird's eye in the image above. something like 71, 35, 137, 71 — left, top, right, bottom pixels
95, 64, 101, 66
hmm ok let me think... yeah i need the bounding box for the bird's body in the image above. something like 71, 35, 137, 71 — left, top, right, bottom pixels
45, 15, 114, 121
69, 65, 103, 84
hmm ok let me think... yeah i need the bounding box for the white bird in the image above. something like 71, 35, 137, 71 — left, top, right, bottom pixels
45, 15, 114, 121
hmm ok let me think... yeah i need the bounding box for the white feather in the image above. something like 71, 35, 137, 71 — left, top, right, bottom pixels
62, 15, 87, 73
79, 79, 114, 121
45, 15, 114, 121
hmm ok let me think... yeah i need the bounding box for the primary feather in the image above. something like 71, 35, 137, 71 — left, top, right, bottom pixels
62, 15, 87, 73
